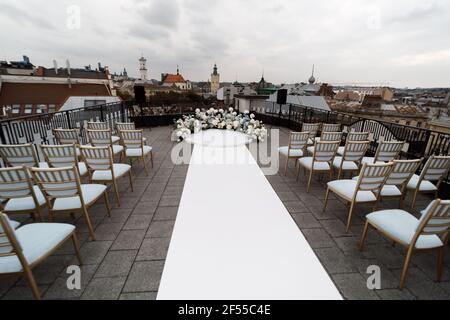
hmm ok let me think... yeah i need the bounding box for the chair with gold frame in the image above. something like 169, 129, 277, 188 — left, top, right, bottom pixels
307, 132, 343, 155
297, 140, 340, 192
337, 132, 370, 156
406, 155, 450, 211
52, 128, 81, 145
278, 132, 309, 176
332, 140, 370, 179
302, 123, 321, 145
29, 166, 110, 241
0, 144, 47, 168
87, 121, 120, 144
119, 130, 153, 176
116, 122, 148, 145
80, 145, 133, 207
324, 162, 393, 232
315, 124, 342, 143
87, 129, 124, 161
361, 140, 404, 165
40, 144, 89, 178
359, 199, 450, 289
0, 166, 46, 221
0, 212, 82, 299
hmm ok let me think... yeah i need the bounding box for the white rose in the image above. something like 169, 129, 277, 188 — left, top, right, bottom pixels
226, 125, 233, 130
250, 114, 255, 119
195, 108, 201, 113
229, 107, 234, 112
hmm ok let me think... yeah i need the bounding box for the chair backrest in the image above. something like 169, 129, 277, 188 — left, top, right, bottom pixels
30, 167, 83, 207
313, 141, 340, 162
322, 123, 341, 132
302, 123, 320, 139
0, 213, 22, 257
320, 132, 343, 142
53, 129, 80, 145
0, 167, 36, 202
87, 121, 109, 130
80, 146, 114, 172
342, 141, 370, 162
416, 200, 450, 239
119, 130, 144, 149
374, 141, 404, 162
347, 132, 370, 142
87, 129, 113, 147
289, 132, 309, 151
41, 144, 79, 169
116, 122, 136, 132
0, 144, 39, 167
386, 159, 422, 186
419, 155, 450, 183
356, 162, 393, 192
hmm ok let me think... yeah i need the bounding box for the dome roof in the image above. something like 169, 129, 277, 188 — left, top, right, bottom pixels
308, 75, 316, 84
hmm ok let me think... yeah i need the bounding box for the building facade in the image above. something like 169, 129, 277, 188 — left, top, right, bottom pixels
210, 64, 220, 95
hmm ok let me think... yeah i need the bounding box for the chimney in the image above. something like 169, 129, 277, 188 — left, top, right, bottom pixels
35, 66, 44, 77
53, 60, 58, 74
66, 59, 71, 76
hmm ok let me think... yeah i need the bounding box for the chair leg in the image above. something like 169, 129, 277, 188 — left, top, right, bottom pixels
34, 206, 43, 222
128, 171, 134, 192
399, 247, 414, 289
150, 151, 154, 168
437, 247, 444, 282
323, 188, 331, 212
345, 202, 356, 233
22, 264, 41, 300
82, 207, 96, 241
112, 180, 121, 206
411, 189, 419, 211
142, 155, 149, 176
104, 192, 111, 217
71, 233, 83, 265
359, 221, 370, 251
284, 157, 289, 176
307, 170, 313, 193
296, 163, 301, 182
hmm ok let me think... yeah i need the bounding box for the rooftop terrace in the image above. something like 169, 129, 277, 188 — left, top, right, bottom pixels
1, 125, 448, 300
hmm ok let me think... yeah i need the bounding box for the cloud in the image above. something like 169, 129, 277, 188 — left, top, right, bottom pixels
0, 3, 54, 29
391, 49, 450, 67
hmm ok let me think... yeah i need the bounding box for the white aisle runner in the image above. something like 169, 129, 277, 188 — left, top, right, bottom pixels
157, 130, 342, 300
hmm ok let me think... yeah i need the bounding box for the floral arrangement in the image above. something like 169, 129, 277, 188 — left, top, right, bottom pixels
172, 107, 267, 142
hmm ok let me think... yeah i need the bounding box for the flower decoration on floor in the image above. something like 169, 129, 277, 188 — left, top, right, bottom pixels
172, 108, 267, 142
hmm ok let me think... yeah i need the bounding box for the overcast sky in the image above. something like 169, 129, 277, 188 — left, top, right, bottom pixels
0, 0, 449, 88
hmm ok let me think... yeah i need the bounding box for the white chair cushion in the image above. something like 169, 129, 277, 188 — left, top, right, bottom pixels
38, 162, 49, 168
278, 146, 303, 158
112, 145, 124, 155
307, 146, 315, 154
4, 186, 46, 212
407, 174, 437, 192
0, 223, 75, 274
53, 184, 107, 211
126, 146, 153, 157
314, 137, 321, 143
78, 162, 88, 176
380, 185, 402, 197
367, 210, 443, 249
111, 136, 120, 144
91, 163, 131, 181
361, 157, 385, 165
337, 146, 345, 156
333, 157, 358, 171
327, 180, 377, 202
298, 157, 331, 171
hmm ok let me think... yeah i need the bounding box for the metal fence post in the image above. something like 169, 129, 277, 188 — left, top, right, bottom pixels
100, 104, 105, 122
65, 111, 72, 129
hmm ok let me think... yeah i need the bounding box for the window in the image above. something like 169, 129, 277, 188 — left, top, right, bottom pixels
12, 104, 21, 114
84, 100, 107, 108
36, 105, 47, 114
24, 104, 33, 114
48, 104, 56, 113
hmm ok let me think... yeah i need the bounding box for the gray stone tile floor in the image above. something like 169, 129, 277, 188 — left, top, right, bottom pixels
1, 125, 449, 300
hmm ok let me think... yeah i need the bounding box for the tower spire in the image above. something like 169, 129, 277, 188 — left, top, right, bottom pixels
308, 64, 316, 84
177, 65, 179, 75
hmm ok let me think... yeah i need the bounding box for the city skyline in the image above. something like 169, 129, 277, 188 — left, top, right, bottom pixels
0, 0, 450, 88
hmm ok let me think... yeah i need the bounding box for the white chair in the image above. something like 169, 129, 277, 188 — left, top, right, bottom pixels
361, 141, 404, 165
41, 144, 88, 178
302, 123, 320, 145
337, 132, 370, 156
0, 213, 82, 300
406, 155, 450, 211
116, 122, 148, 145
324, 162, 393, 232
52, 129, 83, 156
333, 141, 370, 179
87, 129, 124, 160
87, 121, 120, 144
359, 199, 450, 289
0, 167, 46, 221
297, 141, 340, 192
322, 123, 341, 133
308, 132, 343, 154
29, 166, 110, 241
80, 146, 133, 207
0, 144, 47, 168
278, 132, 309, 176
119, 130, 153, 176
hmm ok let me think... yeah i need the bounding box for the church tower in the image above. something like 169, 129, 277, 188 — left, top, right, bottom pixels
139, 55, 148, 81
210, 63, 220, 95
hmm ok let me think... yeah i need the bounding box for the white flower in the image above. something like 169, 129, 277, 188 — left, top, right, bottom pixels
229, 107, 234, 112
195, 108, 201, 113
226, 124, 233, 130
250, 114, 255, 119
